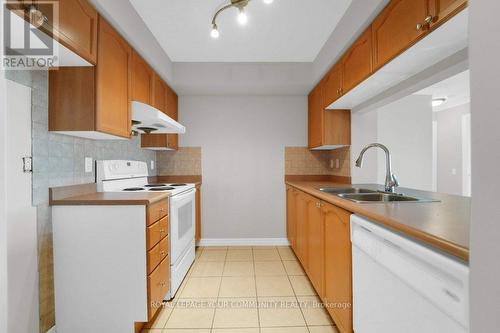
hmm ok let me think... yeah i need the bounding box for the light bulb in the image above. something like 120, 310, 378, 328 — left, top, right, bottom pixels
237, 8, 248, 25
432, 97, 447, 107
211, 25, 220, 39
263, 0, 274, 4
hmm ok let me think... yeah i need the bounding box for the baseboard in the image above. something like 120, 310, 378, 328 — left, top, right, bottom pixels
198, 238, 290, 247
46, 326, 56, 333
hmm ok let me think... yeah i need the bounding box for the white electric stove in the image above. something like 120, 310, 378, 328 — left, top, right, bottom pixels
96, 160, 196, 300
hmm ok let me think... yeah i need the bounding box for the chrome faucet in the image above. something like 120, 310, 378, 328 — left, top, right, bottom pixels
355, 143, 399, 193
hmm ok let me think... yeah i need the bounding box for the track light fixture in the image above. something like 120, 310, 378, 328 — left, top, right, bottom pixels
211, 0, 274, 39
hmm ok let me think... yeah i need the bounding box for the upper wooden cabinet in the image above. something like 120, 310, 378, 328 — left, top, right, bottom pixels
308, 81, 351, 150
49, 17, 131, 139
95, 17, 131, 138
341, 27, 373, 94
372, 0, 430, 70
323, 63, 343, 108
131, 51, 154, 105
323, 202, 353, 333
11, 0, 98, 64
152, 73, 166, 112
429, 0, 468, 28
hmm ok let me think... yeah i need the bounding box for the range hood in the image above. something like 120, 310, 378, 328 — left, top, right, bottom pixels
131, 101, 186, 134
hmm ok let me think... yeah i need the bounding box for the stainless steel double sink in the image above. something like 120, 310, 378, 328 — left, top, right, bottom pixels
318, 187, 438, 203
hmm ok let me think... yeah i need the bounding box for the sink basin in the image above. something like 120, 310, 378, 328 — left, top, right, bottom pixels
319, 187, 377, 194
338, 193, 436, 203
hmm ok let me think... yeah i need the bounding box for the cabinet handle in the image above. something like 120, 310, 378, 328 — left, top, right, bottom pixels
416, 23, 423, 31
424, 15, 434, 24
159, 229, 165, 233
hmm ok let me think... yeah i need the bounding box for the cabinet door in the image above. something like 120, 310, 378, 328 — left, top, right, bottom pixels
429, 0, 467, 28
55, 0, 98, 64
286, 187, 297, 251
372, 0, 430, 70
323, 63, 343, 108
166, 87, 179, 150
295, 192, 308, 267
323, 203, 352, 333
308, 83, 324, 149
152, 74, 165, 112
131, 51, 153, 105
147, 256, 170, 320
306, 198, 324, 297
342, 27, 373, 93
95, 17, 131, 138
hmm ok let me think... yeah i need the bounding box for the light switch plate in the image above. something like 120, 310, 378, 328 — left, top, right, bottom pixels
336, 159, 340, 169
150, 160, 155, 170
85, 157, 93, 173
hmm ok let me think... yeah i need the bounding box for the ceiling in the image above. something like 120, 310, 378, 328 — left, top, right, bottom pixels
414, 70, 470, 112
129, 0, 352, 63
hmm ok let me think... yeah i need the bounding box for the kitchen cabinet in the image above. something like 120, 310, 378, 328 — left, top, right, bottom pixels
341, 27, 373, 94
295, 191, 308, 267
323, 63, 343, 108
323, 202, 352, 333
49, 16, 131, 139
131, 51, 154, 105
372, 0, 430, 70
95, 17, 132, 138
152, 73, 166, 112
141, 83, 179, 150
429, 0, 468, 28
9, 0, 98, 64
286, 187, 297, 251
308, 83, 323, 149
306, 196, 324, 297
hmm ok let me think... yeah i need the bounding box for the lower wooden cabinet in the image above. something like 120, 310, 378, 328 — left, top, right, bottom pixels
306, 196, 324, 296
323, 202, 353, 333
147, 255, 170, 320
286, 186, 353, 333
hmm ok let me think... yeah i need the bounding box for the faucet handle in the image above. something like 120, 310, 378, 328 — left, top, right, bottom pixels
391, 174, 399, 188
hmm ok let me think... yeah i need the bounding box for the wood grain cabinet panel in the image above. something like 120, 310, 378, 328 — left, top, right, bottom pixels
147, 199, 169, 226
147, 256, 170, 320
308, 83, 323, 149
286, 187, 297, 251
429, 0, 467, 28
152, 74, 166, 112
323, 63, 343, 109
165, 87, 179, 150
95, 17, 132, 138
323, 203, 352, 333
146, 216, 168, 250
342, 27, 373, 94
306, 197, 324, 297
131, 51, 154, 105
147, 236, 169, 275
372, 0, 430, 70
295, 192, 308, 267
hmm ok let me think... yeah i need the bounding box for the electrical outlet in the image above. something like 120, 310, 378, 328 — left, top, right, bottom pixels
330, 159, 334, 169
150, 160, 155, 170
85, 157, 93, 173
336, 159, 340, 169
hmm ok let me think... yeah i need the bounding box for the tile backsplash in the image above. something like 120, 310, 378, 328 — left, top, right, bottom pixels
157, 147, 202, 175
285, 146, 351, 177
5, 70, 156, 332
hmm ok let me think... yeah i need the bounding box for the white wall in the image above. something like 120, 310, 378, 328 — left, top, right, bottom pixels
469, 1, 500, 331
351, 110, 378, 184
351, 95, 434, 191
179, 96, 307, 242
376, 95, 433, 191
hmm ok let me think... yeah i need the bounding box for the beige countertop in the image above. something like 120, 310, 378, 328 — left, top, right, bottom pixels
286, 181, 470, 261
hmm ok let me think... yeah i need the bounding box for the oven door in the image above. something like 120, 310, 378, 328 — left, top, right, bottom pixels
169, 188, 196, 265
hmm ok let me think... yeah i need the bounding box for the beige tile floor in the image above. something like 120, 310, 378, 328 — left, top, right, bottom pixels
143, 246, 339, 333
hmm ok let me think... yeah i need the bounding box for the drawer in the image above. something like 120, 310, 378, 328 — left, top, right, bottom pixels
147, 236, 169, 275
147, 256, 170, 320
147, 199, 168, 226
146, 216, 168, 250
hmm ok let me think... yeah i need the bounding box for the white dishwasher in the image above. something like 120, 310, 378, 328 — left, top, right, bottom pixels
350, 215, 469, 333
